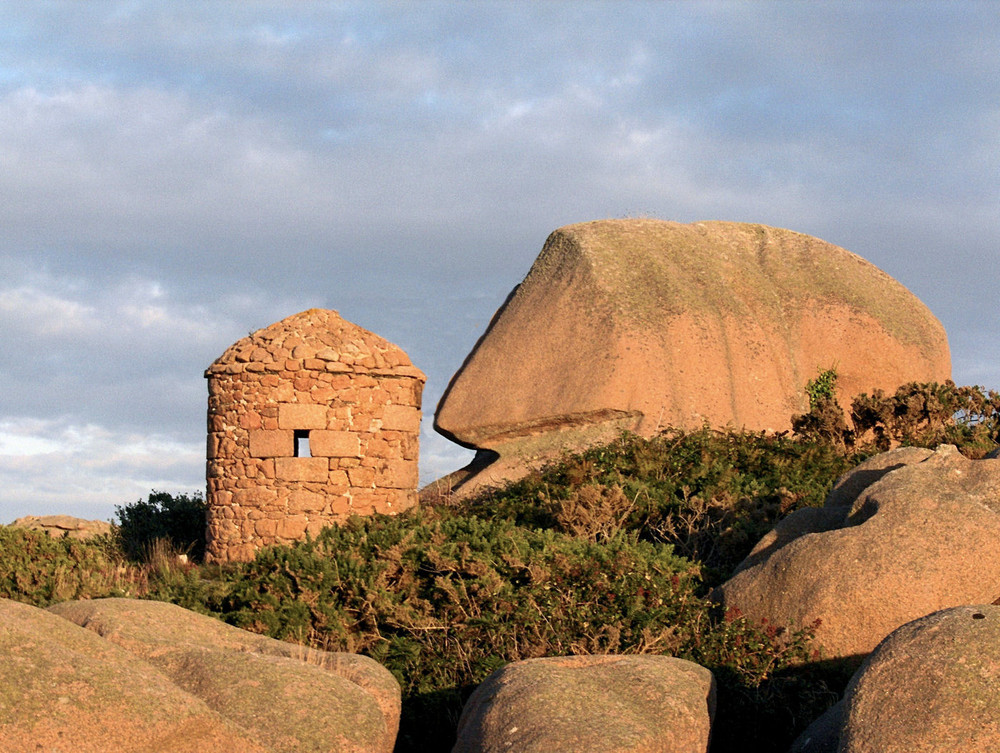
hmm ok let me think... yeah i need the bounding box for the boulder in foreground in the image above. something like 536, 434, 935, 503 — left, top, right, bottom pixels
792, 605, 1000, 752
452, 654, 715, 753
0, 598, 263, 752
716, 445, 1000, 659
48, 598, 400, 753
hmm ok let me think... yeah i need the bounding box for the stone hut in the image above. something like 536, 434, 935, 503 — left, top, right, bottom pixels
204, 308, 425, 563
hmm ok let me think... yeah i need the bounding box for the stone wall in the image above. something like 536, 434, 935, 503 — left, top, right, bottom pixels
205, 309, 425, 563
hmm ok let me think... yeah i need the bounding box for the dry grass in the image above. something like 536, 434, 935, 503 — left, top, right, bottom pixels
555, 484, 636, 542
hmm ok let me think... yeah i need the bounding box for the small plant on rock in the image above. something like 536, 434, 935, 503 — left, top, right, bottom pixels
792, 367, 852, 448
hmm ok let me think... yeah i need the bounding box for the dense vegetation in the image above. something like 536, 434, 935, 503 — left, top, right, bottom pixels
113, 490, 208, 562
3, 380, 997, 752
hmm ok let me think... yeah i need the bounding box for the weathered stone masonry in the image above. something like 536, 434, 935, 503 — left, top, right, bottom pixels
205, 308, 425, 563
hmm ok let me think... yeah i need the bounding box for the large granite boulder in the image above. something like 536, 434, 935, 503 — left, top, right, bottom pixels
716, 445, 1000, 659
47, 598, 400, 753
791, 605, 1000, 752
432, 219, 950, 498
452, 654, 715, 753
0, 598, 264, 752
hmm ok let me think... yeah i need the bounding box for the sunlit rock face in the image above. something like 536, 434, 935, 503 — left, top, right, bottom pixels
716, 445, 1000, 660
432, 219, 950, 498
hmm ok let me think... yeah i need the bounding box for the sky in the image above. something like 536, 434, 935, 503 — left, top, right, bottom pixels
1, 2, 998, 523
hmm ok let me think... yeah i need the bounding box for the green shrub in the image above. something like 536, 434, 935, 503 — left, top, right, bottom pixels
0, 526, 129, 607
805, 367, 839, 408
10, 425, 900, 751
851, 380, 1000, 454
791, 371, 1000, 457
114, 490, 208, 562
457, 428, 858, 581
0, 524, 220, 612
200, 507, 828, 751
214, 511, 694, 746
792, 368, 851, 448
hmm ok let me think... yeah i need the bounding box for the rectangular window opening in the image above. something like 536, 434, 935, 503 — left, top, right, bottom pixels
294, 430, 311, 458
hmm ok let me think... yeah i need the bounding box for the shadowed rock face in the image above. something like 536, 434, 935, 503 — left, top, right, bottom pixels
716, 446, 1000, 660
452, 654, 715, 753
433, 219, 950, 496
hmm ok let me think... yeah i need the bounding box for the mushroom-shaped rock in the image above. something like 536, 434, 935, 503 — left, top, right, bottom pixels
716, 445, 1000, 659
433, 220, 950, 498
49, 598, 400, 753
452, 654, 715, 753
838, 605, 1000, 752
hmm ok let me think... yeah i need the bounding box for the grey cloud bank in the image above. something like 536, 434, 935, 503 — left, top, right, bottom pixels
1, 2, 997, 522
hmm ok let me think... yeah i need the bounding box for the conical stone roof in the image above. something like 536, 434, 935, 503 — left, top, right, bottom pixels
206, 308, 423, 379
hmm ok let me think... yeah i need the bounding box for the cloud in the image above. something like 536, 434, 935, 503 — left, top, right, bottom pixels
0, 415, 204, 523
0, 2, 997, 523
0, 264, 319, 434
0, 285, 99, 337
0, 83, 323, 259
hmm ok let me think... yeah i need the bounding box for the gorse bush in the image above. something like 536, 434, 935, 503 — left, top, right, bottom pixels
0, 526, 212, 609
793, 368, 851, 449
457, 428, 858, 580
805, 366, 839, 408
210, 509, 822, 750
793, 377, 1000, 456
216, 512, 703, 746
0, 526, 127, 607
851, 380, 1000, 453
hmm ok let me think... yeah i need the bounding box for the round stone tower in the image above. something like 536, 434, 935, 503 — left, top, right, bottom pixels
204, 308, 425, 562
